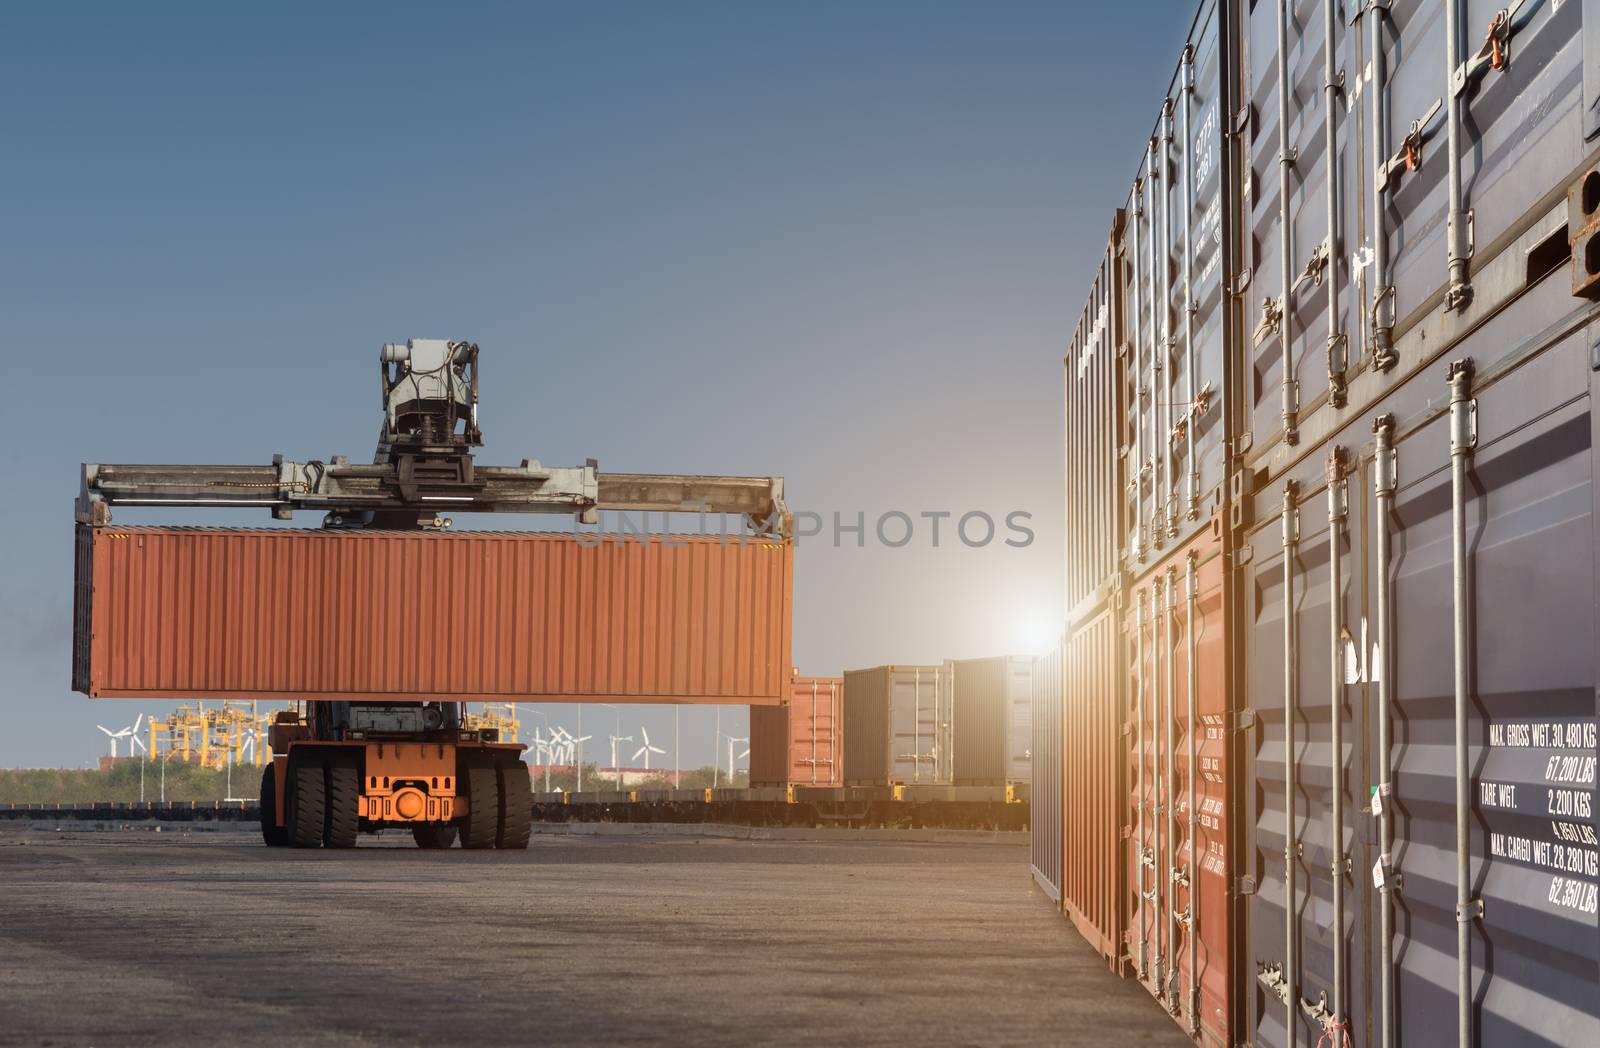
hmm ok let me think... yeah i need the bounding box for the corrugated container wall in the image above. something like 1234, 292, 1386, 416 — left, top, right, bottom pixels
749, 676, 843, 787
1065, 217, 1126, 621
73, 526, 794, 705
1125, 524, 1235, 1046
841, 665, 951, 786
1031, 645, 1064, 903
1055, 0, 1600, 1044
1232, 0, 1600, 1046
1059, 609, 1126, 967
951, 655, 1033, 785
1121, 0, 1231, 573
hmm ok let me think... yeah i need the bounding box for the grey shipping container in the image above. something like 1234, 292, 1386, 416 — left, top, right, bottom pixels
1233, 1, 1600, 1047
1119, 0, 1231, 580
1032, 646, 1064, 902
951, 655, 1033, 785
1244, 273, 1600, 1048
842, 665, 952, 786
1066, 222, 1126, 622
1054, 0, 1600, 1044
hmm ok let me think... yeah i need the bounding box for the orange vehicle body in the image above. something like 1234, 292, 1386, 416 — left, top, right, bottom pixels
265, 741, 520, 827
260, 710, 533, 849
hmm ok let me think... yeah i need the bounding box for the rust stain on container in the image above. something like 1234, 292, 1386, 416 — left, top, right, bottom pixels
73, 526, 793, 704
749, 676, 843, 786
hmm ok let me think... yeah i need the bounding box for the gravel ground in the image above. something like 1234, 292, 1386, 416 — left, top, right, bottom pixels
0, 825, 1188, 1047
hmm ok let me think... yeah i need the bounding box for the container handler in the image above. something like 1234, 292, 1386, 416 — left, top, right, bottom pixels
75, 339, 788, 849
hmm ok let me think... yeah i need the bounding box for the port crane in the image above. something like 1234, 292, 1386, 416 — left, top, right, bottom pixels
77, 339, 787, 849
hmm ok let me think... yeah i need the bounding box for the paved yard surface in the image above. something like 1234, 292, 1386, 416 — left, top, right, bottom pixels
0, 826, 1187, 1047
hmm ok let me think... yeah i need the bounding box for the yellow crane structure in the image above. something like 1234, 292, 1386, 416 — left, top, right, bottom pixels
146, 701, 272, 768
463, 702, 521, 745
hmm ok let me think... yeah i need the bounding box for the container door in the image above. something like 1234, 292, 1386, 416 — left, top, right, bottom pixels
1381, 329, 1599, 1048
1062, 607, 1127, 966
1127, 526, 1235, 1046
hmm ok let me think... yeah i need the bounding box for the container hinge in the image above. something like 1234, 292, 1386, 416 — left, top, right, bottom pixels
1235, 431, 1254, 456
1299, 990, 1335, 1029
1252, 294, 1283, 349
1233, 875, 1258, 897
1290, 237, 1331, 298
1376, 97, 1443, 193
1233, 545, 1255, 568
1452, 1, 1529, 99
1232, 266, 1253, 297
1231, 708, 1259, 733
1457, 897, 1486, 922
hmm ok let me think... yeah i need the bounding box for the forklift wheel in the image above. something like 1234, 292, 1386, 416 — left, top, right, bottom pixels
497, 761, 534, 850
458, 765, 498, 849
412, 823, 457, 849
287, 758, 326, 849
324, 761, 360, 849
258, 765, 288, 847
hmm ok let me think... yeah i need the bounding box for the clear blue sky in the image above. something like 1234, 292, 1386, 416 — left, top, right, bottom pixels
0, 2, 1189, 769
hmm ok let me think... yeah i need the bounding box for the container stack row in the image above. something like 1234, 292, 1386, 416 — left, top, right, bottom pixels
1036, 2, 1600, 1046
750, 657, 1034, 789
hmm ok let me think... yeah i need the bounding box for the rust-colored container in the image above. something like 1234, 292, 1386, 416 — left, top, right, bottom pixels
1059, 606, 1126, 966
72, 525, 793, 704
1124, 523, 1232, 1045
749, 676, 843, 786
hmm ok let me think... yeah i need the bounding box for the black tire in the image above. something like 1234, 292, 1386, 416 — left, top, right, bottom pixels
458, 765, 499, 850
497, 761, 534, 850
324, 760, 360, 849
259, 765, 288, 847
412, 823, 457, 849
288, 757, 326, 849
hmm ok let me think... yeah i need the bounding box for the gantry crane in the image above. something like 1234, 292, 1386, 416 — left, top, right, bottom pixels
78, 339, 787, 849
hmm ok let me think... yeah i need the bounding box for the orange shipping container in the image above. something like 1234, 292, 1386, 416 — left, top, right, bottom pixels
749, 676, 843, 786
72, 526, 793, 705
1059, 606, 1125, 966
1124, 523, 1234, 1045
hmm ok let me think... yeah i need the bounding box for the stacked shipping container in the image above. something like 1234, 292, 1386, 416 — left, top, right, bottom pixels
1038, 1, 1600, 1045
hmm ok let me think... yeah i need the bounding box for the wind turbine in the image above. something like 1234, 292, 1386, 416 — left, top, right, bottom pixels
96, 723, 132, 759
608, 733, 634, 788
725, 736, 750, 783
632, 727, 665, 773
531, 729, 555, 791
553, 727, 591, 789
